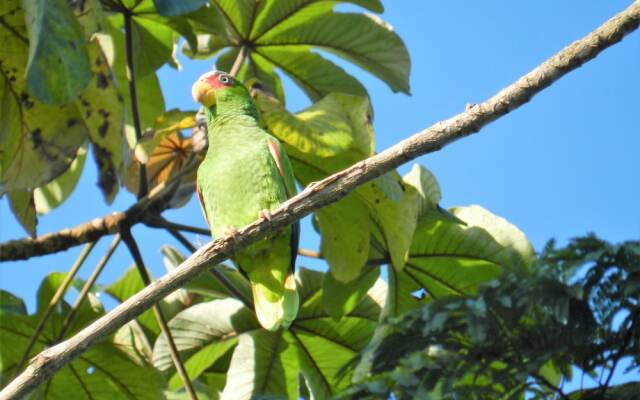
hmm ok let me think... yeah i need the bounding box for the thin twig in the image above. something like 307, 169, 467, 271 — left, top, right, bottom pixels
166, 228, 198, 253
57, 235, 121, 340
229, 46, 248, 77
120, 228, 197, 400
298, 248, 321, 259
600, 308, 640, 396
123, 10, 148, 199
13, 242, 97, 376
146, 217, 210, 236
2, 4, 640, 397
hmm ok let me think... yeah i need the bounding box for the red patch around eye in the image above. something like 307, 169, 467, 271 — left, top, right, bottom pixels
203, 71, 234, 89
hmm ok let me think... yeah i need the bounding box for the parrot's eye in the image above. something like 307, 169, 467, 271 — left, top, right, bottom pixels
218, 75, 230, 84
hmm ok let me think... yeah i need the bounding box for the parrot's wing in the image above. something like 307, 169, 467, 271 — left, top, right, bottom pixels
267, 138, 300, 274
195, 181, 210, 229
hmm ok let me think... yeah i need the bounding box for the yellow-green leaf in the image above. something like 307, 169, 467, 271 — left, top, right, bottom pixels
8, 190, 37, 237
34, 144, 87, 214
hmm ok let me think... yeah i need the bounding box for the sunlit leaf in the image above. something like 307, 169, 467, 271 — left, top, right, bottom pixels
34, 144, 87, 215
7, 190, 37, 237
254, 47, 367, 101
155, 268, 386, 399
386, 205, 535, 317
322, 266, 379, 320
258, 11, 409, 94
184, 0, 408, 101
79, 41, 125, 203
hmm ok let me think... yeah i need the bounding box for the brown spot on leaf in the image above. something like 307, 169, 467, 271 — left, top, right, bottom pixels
85, 110, 92, 118
31, 129, 43, 148
92, 144, 117, 202
20, 93, 35, 109
98, 121, 109, 137
67, 118, 79, 127
81, 99, 90, 107
96, 72, 108, 88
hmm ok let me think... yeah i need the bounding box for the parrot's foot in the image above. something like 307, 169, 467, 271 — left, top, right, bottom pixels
223, 228, 241, 250
258, 209, 272, 222
306, 181, 322, 191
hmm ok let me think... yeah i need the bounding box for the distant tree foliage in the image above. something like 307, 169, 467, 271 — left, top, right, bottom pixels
343, 235, 640, 400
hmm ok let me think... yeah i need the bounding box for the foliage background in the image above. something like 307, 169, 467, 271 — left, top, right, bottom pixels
0, 0, 638, 394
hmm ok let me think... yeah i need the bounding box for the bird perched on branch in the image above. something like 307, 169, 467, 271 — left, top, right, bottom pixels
191, 70, 299, 331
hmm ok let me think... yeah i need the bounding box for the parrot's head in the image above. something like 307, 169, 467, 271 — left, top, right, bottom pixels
191, 70, 248, 109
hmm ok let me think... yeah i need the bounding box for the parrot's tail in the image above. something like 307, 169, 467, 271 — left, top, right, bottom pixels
252, 273, 299, 331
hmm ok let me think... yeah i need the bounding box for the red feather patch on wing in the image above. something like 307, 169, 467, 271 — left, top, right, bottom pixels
195, 181, 210, 229
267, 139, 285, 178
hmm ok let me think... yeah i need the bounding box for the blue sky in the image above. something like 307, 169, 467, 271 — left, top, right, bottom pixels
1, 0, 638, 391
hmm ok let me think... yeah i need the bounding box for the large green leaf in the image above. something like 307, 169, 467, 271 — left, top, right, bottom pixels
386, 205, 535, 317
249, 0, 384, 39
22, 0, 91, 104
255, 46, 368, 102
0, 314, 164, 398
258, 11, 409, 94
316, 193, 370, 282
184, 0, 409, 101
79, 40, 125, 203
0, 1, 126, 211
154, 268, 386, 399
322, 266, 380, 321
131, 15, 179, 76
0, 4, 87, 191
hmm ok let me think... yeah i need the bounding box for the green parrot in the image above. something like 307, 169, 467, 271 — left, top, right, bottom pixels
191, 70, 299, 331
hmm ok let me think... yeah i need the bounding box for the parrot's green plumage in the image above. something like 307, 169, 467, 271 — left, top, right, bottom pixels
192, 71, 299, 331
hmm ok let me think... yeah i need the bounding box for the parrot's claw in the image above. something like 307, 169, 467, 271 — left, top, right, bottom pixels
306, 181, 321, 191
223, 228, 241, 250
258, 209, 272, 223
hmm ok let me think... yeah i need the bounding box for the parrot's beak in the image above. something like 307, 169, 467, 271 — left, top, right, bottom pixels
192, 79, 217, 107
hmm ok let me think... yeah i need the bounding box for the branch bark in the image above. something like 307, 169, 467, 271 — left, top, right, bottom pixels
1, 2, 639, 398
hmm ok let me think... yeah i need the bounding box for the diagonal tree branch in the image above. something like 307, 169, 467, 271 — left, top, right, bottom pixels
1, 3, 639, 398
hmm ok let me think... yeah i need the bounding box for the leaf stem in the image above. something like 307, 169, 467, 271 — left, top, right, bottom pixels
57, 235, 121, 340
146, 217, 210, 235
123, 11, 148, 199
120, 228, 197, 400
229, 46, 249, 77
14, 241, 97, 376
